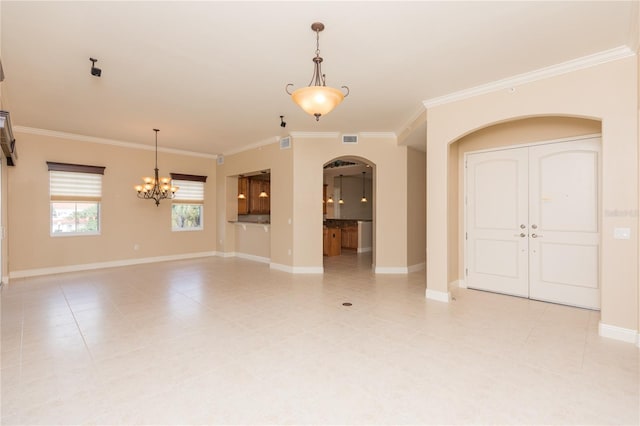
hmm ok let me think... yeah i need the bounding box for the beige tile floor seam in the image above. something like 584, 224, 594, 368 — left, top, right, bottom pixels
2, 251, 639, 425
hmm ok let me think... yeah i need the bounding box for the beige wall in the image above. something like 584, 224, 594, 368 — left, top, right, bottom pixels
291, 134, 408, 271
234, 223, 270, 260
407, 147, 426, 267
453, 117, 602, 282
8, 131, 217, 275
426, 57, 639, 332
215, 141, 293, 268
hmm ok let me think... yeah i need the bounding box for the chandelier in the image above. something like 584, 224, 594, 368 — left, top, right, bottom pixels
286, 22, 349, 121
134, 129, 178, 206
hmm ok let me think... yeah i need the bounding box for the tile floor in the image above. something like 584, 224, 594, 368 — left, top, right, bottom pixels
1, 251, 638, 425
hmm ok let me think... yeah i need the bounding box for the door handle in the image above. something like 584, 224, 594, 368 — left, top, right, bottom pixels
531, 233, 543, 238
514, 233, 526, 238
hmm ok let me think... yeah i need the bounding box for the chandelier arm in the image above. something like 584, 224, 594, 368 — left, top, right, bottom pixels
285, 83, 295, 95
341, 86, 350, 97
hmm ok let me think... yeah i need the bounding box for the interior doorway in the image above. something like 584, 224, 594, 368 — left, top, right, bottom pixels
322, 157, 375, 270
464, 136, 601, 309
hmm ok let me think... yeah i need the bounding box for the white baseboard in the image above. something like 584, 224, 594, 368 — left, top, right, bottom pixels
2, 275, 9, 285
426, 289, 451, 303
9, 251, 218, 279
375, 266, 408, 274
234, 253, 270, 264
408, 262, 425, 272
357, 247, 372, 253
598, 321, 638, 344
269, 263, 323, 274
217, 251, 236, 258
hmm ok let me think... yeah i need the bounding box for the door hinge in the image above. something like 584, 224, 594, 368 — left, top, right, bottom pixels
465, 268, 468, 276
465, 232, 468, 240
464, 160, 467, 168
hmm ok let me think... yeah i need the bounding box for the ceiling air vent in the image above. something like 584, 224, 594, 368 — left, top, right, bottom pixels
0, 111, 17, 166
280, 136, 291, 150
216, 155, 224, 165
342, 134, 358, 144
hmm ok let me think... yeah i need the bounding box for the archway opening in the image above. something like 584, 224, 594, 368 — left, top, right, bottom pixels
322, 156, 376, 271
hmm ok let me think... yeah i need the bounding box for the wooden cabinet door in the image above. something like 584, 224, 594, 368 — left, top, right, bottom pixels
238, 177, 249, 214
248, 179, 261, 213
341, 227, 349, 247
323, 184, 327, 214
248, 178, 270, 214
260, 181, 270, 214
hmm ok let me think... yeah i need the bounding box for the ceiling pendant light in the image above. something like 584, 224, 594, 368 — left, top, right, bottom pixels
286, 22, 349, 121
338, 174, 345, 204
360, 171, 368, 203
134, 129, 178, 206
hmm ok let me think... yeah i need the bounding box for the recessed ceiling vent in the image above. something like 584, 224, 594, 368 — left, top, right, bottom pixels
0, 111, 17, 166
280, 136, 291, 150
342, 134, 358, 144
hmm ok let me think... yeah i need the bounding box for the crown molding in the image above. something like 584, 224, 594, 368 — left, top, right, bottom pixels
13, 126, 218, 159
423, 46, 635, 109
358, 132, 397, 139
289, 131, 341, 139
223, 136, 280, 157
397, 105, 427, 137
288, 131, 396, 140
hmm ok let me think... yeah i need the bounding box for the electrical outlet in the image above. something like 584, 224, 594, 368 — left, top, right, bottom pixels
613, 228, 631, 240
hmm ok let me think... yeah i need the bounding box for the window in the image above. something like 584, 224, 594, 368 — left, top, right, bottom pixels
171, 173, 206, 231
47, 162, 105, 236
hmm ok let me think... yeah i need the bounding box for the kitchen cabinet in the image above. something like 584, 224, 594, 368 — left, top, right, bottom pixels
323, 227, 341, 256
237, 177, 249, 214
249, 179, 270, 214
323, 184, 327, 214
341, 226, 358, 249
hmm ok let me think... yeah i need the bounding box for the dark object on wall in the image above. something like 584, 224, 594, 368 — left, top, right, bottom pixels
89, 58, 102, 77
0, 111, 17, 166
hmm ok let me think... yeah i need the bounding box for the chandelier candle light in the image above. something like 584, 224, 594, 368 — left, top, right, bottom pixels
286, 22, 349, 121
134, 129, 178, 206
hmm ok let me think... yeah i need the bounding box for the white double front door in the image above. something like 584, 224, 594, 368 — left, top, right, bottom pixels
465, 137, 600, 309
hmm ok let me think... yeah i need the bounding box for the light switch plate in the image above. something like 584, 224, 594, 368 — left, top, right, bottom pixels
614, 227, 631, 240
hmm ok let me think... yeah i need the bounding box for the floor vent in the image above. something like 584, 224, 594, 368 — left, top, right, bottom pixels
342, 135, 358, 144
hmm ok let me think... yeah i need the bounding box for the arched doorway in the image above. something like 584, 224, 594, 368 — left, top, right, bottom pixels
448, 116, 602, 308
322, 156, 375, 271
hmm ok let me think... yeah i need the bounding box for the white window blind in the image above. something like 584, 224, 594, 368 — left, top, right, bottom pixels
50, 171, 102, 201
173, 179, 204, 203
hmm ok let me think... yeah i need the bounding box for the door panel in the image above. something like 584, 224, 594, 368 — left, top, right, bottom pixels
466, 148, 529, 297
528, 139, 600, 309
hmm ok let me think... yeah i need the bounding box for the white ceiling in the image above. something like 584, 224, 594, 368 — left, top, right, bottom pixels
0, 1, 636, 155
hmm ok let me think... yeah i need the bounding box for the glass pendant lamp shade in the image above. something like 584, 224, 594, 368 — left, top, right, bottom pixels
291, 86, 345, 118
360, 171, 368, 203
